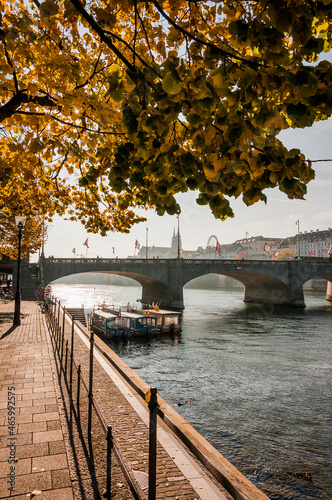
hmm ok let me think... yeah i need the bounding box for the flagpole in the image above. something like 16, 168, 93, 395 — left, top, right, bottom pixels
295, 218, 300, 257
177, 215, 180, 258
245, 231, 249, 258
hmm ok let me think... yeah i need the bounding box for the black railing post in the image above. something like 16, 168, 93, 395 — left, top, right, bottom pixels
148, 387, 158, 500
70, 316, 75, 391
61, 307, 65, 369
106, 425, 114, 499
62, 305, 66, 337
57, 300, 61, 330
49, 298, 53, 335
57, 327, 61, 355
88, 328, 94, 440
52, 303, 55, 336
77, 364, 81, 425
56, 301, 60, 346
64, 339, 68, 380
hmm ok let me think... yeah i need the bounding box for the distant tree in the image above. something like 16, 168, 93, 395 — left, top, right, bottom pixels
0, 0, 331, 240
272, 249, 296, 260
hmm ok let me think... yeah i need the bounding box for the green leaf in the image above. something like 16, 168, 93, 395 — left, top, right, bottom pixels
162, 71, 182, 95
40, 0, 59, 17
227, 125, 243, 142
286, 103, 307, 118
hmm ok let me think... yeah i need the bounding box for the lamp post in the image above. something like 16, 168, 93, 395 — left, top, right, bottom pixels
245, 231, 249, 258
13, 216, 27, 327
177, 214, 180, 258
295, 218, 300, 257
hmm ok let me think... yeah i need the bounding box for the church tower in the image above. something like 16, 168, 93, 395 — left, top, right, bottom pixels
171, 227, 182, 257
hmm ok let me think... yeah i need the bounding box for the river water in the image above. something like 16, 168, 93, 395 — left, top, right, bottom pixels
49, 283, 332, 500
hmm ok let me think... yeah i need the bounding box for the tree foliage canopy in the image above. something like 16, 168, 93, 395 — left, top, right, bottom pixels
1, 0, 331, 245
0, 210, 46, 259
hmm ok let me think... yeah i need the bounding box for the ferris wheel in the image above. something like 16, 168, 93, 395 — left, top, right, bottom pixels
206, 235, 219, 247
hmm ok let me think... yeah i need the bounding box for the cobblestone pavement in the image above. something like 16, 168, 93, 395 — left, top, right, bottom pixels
0, 301, 74, 499
0, 301, 232, 500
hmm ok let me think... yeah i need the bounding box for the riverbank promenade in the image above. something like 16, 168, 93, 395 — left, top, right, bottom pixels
0, 302, 242, 500
0, 301, 74, 499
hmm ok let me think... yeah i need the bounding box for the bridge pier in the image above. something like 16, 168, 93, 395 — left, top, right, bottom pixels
141, 261, 184, 310
142, 285, 184, 309
141, 281, 169, 308
243, 281, 305, 308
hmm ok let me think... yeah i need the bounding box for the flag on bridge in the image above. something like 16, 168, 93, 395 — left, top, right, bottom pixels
216, 242, 221, 256
83, 238, 89, 248
72, 248, 76, 255
135, 239, 140, 250
264, 243, 271, 253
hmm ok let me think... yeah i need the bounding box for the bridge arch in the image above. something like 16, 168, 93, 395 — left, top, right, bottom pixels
182, 268, 292, 306
41, 260, 174, 308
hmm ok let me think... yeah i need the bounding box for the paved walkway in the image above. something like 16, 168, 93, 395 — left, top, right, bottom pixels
0, 301, 74, 499
0, 301, 234, 500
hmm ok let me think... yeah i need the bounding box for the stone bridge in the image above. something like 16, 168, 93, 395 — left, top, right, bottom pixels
40, 256, 332, 309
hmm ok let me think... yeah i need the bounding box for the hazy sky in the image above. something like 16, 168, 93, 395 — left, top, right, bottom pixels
42, 114, 332, 260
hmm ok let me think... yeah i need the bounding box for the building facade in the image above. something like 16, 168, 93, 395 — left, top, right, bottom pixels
277, 228, 332, 258
134, 228, 332, 261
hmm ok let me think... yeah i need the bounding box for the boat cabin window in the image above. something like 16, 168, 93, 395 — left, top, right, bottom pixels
134, 317, 156, 328
106, 317, 130, 329
146, 317, 156, 327
164, 315, 179, 326
155, 316, 163, 326
118, 318, 131, 329
94, 314, 106, 330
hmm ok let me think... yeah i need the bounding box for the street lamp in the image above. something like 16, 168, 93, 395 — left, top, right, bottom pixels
245, 231, 249, 258
295, 218, 300, 257
13, 216, 27, 326
177, 214, 180, 258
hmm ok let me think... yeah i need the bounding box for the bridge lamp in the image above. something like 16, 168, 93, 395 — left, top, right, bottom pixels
295, 218, 300, 257
13, 216, 27, 327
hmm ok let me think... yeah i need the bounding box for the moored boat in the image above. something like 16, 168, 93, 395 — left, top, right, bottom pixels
144, 308, 182, 333
120, 311, 158, 335
91, 309, 131, 339
91, 306, 158, 338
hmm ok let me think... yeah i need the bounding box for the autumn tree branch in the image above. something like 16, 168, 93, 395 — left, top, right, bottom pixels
150, 0, 262, 67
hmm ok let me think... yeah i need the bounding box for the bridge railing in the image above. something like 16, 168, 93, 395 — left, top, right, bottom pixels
43, 256, 331, 265
43, 257, 168, 264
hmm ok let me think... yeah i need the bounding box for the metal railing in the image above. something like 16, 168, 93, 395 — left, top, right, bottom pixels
44, 297, 159, 500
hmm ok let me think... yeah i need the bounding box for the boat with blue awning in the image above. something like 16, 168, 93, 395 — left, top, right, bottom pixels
91, 309, 131, 339
91, 306, 158, 338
